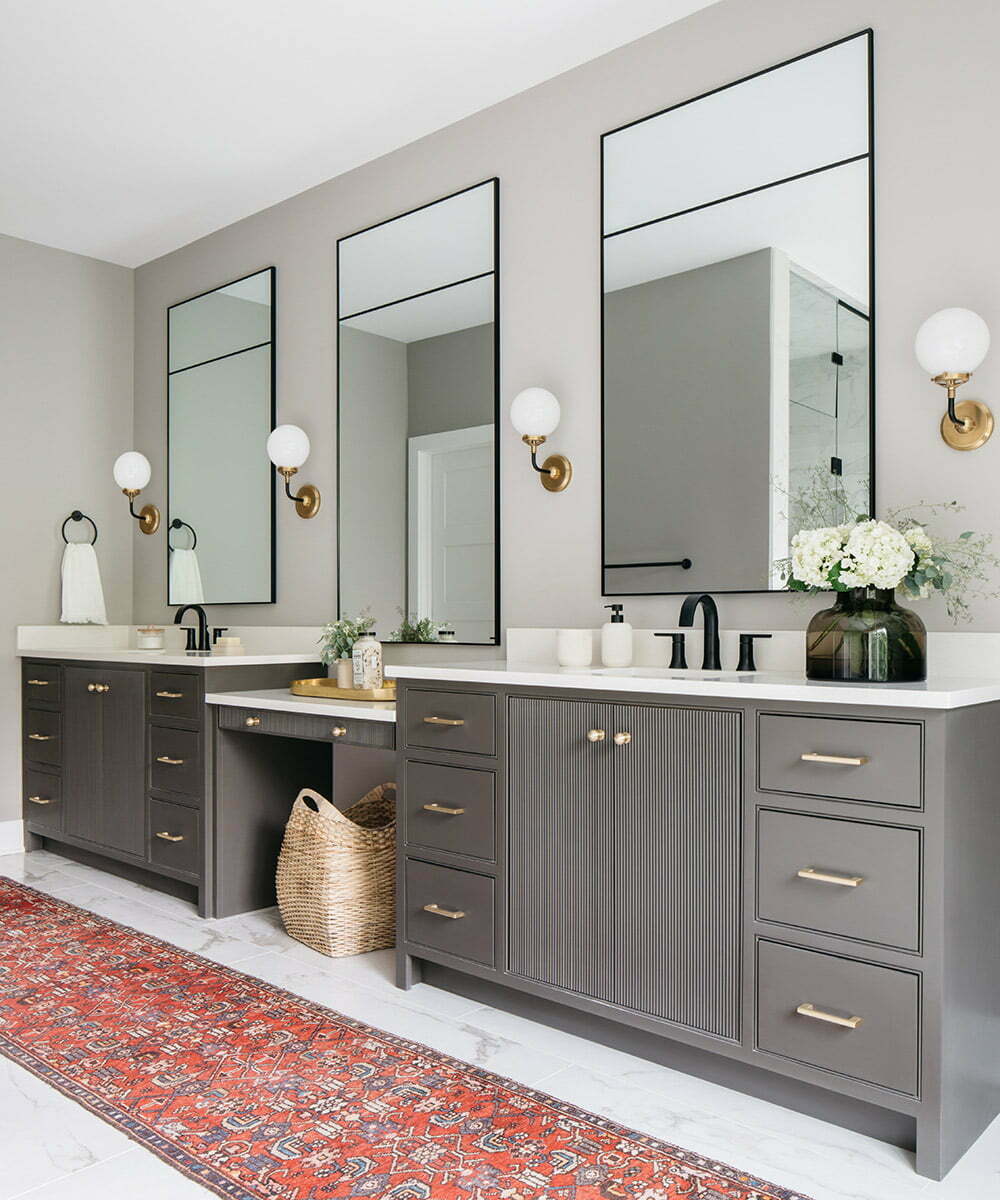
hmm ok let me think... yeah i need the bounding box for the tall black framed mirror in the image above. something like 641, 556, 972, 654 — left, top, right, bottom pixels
337, 179, 500, 644
601, 31, 874, 596
167, 267, 276, 605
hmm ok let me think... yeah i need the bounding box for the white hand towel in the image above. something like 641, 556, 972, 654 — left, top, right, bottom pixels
60, 542, 108, 625
169, 547, 205, 605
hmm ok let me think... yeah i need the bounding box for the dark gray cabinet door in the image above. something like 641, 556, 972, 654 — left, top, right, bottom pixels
612, 703, 742, 1039
64, 667, 145, 857
507, 695, 616, 1001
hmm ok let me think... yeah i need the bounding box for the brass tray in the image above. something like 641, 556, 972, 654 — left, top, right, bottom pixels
290, 677, 397, 702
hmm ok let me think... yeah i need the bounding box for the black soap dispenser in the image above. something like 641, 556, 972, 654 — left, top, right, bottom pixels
601, 603, 633, 667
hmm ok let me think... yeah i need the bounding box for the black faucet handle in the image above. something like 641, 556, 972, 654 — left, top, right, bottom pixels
654, 631, 687, 669
183, 626, 197, 652
212, 627, 229, 644
737, 633, 772, 672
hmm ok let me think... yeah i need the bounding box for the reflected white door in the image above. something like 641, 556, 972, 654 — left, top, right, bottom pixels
408, 424, 495, 642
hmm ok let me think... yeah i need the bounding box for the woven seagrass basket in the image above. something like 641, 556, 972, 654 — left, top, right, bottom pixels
276, 783, 396, 957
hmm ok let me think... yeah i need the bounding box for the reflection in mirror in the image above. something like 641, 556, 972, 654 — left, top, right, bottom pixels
337, 180, 499, 643
602, 32, 873, 596
167, 268, 275, 604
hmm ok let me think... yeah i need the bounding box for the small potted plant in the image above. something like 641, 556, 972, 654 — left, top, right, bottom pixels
319, 613, 375, 688
390, 612, 439, 643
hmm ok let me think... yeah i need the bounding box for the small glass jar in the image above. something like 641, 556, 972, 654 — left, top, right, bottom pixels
352, 631, 384, 689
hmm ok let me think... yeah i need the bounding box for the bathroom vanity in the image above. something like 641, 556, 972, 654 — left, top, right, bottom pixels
390, 661, 1000, 1180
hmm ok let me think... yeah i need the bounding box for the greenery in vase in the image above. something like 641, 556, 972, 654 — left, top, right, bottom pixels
318, 612, 374, 665
390, 611, 438, 643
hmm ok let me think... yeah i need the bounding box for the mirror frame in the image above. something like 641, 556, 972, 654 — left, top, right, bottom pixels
166, 265, 276, 606
599, 30, 875, 597
335, 178, 501, 645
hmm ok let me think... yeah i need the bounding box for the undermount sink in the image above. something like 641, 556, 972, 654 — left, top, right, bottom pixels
591, 667, 760, 681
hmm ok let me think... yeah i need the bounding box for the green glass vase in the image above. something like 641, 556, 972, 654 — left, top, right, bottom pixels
806, 588, 927, 683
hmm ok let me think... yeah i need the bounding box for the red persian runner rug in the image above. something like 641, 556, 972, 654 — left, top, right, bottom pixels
0, 878, 813, 1199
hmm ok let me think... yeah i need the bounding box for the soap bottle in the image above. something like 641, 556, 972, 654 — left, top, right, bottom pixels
352, 631, 384, 689
601, 603, 633, 667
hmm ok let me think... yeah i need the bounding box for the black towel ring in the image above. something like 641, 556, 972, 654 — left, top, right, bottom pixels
168, 518, 198, 550
61, 510, 98, 545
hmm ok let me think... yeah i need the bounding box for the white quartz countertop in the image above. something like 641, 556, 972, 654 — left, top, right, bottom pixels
388, 660, 1000, 710
18, 648, 323, 667
205, 688, 396, 722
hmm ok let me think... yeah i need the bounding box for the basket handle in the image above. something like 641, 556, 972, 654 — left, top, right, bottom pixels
295, 788, 339, 815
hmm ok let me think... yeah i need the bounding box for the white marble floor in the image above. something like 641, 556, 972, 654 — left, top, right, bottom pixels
0, 849, 997, 1200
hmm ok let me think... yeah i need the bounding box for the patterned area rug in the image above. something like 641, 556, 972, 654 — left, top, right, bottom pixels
0, 878, 813, 1199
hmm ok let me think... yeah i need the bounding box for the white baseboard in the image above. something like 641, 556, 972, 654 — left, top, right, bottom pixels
0, 819, 25, 855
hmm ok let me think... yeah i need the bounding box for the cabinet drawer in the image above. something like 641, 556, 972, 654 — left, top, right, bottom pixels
24, 769, 62, 833
404, 760, 495, 860
757, 940, 919, 1096
148, 798, 200, 877
150, 672, 201, 722
757, 810, 921, 951
217, 705, 395, 749
405, 859, 495, 966
23, 709, 61, 767
23, 663, 62, 707
150, 726, 201, 797
758, 714, 921, 808
404, 690, 496, 757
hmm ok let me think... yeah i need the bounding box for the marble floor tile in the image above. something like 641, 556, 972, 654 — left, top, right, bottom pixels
9, 1147, 208, 1199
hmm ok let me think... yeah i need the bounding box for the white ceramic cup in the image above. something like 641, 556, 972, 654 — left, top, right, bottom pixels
557, 628, 593, 668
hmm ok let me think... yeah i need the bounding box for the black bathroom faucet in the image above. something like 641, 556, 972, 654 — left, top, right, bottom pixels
173, 604, 210, 652
679, 593, 721, 670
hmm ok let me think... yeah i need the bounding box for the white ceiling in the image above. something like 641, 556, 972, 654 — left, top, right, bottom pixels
0, 0, 717, 267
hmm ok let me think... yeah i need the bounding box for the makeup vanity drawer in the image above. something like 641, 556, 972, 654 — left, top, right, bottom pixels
757, 810, 921, 951
757, 940, 919, 1096
150, 726, 201, 796
758, 714, 922, 807
405, 859, 495, 966
24, 709, 61, 767
217, 705, 395, 749
24, 769, 62, 833
404, 690, 496, 757
150, 672, 201, 721
148, 798, 200, 877
404, 760, 495, 860
23, 663, 62, 708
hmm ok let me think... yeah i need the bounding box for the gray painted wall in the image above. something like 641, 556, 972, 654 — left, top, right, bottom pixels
407, 323, 494, 438
131, 0, 1000, 634
603, 250, 773, 593
1, 234, 134, 822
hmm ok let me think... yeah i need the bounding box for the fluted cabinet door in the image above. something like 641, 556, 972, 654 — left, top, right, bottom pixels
507, 696, 616, 1001
612, 703, 742, 1039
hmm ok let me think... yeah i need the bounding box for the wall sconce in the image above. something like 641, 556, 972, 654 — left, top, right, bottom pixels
112, 451, 160, 534
266, 424, 321, 518
915, 307, 993, 451
509, 387, 572, 492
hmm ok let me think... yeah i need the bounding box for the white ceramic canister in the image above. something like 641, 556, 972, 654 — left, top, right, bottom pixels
556, 628, 593, 668
136, 626, 165, 650
352, 632, 384, 689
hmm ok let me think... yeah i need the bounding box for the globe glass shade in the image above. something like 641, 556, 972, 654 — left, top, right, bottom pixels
267, 424, 310, 469
915, 308, 990, 377
112, 451, 151, 491
510, 387, 560, 437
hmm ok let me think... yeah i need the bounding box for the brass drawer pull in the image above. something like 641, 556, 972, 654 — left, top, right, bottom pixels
156, 690, 184, 699
586, 728, 606, 742
87, 682, 110, 694
332, 725, 347, 738
423, 903, 465, 920
156, 755, 185, 765
423, 716, 465, 726
801, 752, 869, 767
245, 716, 262, 727
155, 831, 185, 842
796, 1002, 863, 1030
613, 731, 632, 745
423, 802, 465, 816
27, 679, 50, 686
27, 795, 52, 805
798, 866, 865, 888
28, 733, 54, 741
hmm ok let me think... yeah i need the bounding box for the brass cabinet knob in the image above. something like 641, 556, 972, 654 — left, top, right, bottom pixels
245, 716, 261, 727
613, 731, 632, 746
586, 728, 606, 742
87, 683, 96, 693
155, 831, 185, 843
332, 725, 347, 738
89, 682, 110, 694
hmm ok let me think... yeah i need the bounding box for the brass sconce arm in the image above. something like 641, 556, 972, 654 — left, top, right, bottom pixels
522, 435, 572, 493
122, 488, 161, 535
934, 372, 973, 430
277, 466, 321, 519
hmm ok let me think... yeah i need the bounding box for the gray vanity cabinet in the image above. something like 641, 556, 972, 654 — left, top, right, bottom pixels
507, 696, 741, 1038
63, 666, 145, 856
